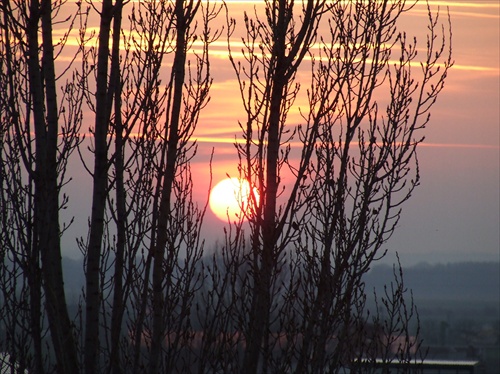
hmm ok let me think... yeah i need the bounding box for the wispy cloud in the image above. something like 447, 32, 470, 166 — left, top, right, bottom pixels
419, 143, 499, 150
451, 64, 498, 73
426, 1, 498, 8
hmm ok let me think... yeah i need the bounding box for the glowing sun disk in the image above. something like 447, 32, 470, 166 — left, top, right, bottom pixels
209, 178, 259, 222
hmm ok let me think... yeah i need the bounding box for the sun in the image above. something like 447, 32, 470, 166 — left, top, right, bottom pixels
209, 177, 259, 222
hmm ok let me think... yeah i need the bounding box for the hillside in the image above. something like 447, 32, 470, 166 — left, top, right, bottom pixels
364, 261, 500, 304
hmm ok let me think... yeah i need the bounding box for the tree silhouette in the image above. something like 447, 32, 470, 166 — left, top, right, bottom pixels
217, 0, 452, 372
0, 0, 451, 373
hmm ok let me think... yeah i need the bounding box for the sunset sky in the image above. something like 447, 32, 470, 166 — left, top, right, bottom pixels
59, 1, 499, 266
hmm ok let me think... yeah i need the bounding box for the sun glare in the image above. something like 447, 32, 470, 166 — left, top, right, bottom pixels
209, 177, 259, 222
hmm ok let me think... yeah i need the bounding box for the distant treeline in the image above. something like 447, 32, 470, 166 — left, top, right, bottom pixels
364, 261, 500, 303
58, 257, 500, 305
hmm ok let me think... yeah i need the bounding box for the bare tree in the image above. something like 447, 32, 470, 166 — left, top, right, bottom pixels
1, 0, 451, 372
123, 1, 219, 371
75, 0, 220, 372
0, 12, 40, 367
223, 2, 329, 371
0, 0, 84, 372
82, 0, 124, 371
2, 0, 219, 371
219, 0, 452, 372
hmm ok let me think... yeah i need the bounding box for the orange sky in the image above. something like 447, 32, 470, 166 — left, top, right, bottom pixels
53, 1, 499, 264
192, 1, 499, 145
193, 1, 500, 264
190, 4, 498, 141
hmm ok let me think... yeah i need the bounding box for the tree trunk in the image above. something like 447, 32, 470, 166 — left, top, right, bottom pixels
84, 1, 114, 372
28, 0, 79, 372
148, 2, 188, 371
1, 7, 44, 371
243, 2, 288, 371
107, 2, 126, 373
